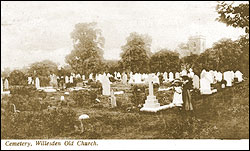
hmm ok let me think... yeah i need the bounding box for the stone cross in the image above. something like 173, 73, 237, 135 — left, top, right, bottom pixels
148, 74, 154, 96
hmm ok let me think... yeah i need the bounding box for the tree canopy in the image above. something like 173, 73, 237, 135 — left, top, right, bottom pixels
65, 22, 105, 75
216, 1, 249, 34
120, 32, 152, 73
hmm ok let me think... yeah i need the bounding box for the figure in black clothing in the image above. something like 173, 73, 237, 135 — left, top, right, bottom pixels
181, 75, 193, 111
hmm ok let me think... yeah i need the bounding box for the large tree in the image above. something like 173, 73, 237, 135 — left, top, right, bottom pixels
120, 32, 152, 73
65, 22, 105, 75
28, 60, 58, 77
216, 1, 249, 34
150, 49, 181, 73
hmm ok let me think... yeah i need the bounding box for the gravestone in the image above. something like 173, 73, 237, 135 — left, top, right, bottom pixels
89, 73, 93, 80
122, 73, 128, 84
169, 72, 174, 82
101, 76, 111, 96
1, 77, 3, 93
28, 77, 32, 85
134, 73, 142, 83
70, 76, 74, 83
200, 69, 206, 79
35, 77, 40, 89
163, 72, 168, 82
4, 79, 9, 90
224, 71, 232, 86
200, 77, 212, 95
193, 75, 200, 89
140, 74, 161, 112
216, 72, 223, 82
65, 76, 69, 84
82, 75, 85, 80
110, 90, 117, 108
175, 72, 180, 79
235, 71, 243, 82
117, 72, 121, 80
153, 75, 160, 84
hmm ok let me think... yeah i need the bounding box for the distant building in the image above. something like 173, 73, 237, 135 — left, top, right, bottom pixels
176, 35, 206, 58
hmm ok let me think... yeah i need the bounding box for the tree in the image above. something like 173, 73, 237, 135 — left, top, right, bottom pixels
150, 49, 181, 73
9, 70, 27, 86
65, 22, 105, 75
28, 60, 58, 77
216, 1, 249, 34
120, 32, 152, 73
181, 53, 199, 70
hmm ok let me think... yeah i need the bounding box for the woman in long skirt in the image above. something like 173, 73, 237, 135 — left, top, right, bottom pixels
182, 75, 193, 111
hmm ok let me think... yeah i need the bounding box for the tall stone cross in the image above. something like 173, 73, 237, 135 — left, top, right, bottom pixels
148, 74, 154, 96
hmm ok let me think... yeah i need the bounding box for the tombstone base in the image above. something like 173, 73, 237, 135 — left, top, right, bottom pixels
140, 95, 161, 112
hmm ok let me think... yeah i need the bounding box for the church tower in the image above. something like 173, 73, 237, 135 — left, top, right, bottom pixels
187, 35, 206, 55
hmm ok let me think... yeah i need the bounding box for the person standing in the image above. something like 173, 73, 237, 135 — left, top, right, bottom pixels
181, 74, 194, 111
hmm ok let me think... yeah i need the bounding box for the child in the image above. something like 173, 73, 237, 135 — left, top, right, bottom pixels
171, 79, 183, 107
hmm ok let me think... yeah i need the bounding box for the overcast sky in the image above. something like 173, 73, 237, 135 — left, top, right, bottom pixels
1, 1, 247, 70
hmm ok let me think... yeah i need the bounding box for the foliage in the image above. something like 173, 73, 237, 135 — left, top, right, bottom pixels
1, 108, 78, 139
28, 60, 58, 77
216, 1, 249, 34
70, 90, 98, 107
120, 32, 152, 73
9, 70, 27, 86
150, 49, 181, 73
65, 22, 105, 75
130, 84, 147, 106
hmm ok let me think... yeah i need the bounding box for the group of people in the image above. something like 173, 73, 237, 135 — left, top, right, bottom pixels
170, 72, 194, 112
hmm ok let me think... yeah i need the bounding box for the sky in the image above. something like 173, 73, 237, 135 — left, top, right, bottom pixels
1, 1, 248, 70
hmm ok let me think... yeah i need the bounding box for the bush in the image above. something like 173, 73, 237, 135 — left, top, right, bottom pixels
70, 90, 98, 107
1, 108, 78, 139
130, 84, 147, 106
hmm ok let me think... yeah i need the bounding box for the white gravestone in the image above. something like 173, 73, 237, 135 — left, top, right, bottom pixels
110, 90, 117, 108
200, 77, 212, 95
65, 76, 69, 84
216, 72, 223, 82
4, 79, 9, 90
224, 71, 232, 86
122, 73, 128, 84
101, 76, 111, 96
35, 77, 40, 89
140, 74, 161, 112
70, 76, 74, 83
163, 72, 168, 82
1, 77, 3, 93
235, 71, 243, 82
28, 77, 32, 85
169, 72, 174, 82
82, 75, 85, 80
192, 75, 200, 89
175, 72, 180, 79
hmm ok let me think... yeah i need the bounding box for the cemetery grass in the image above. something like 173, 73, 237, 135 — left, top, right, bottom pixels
1, 79, 249, 139
59, 79, 249, 139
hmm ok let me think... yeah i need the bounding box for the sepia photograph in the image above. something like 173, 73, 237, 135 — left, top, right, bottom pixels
1, 1, 249, 150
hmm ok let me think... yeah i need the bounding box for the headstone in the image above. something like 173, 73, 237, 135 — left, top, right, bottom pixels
175, 72, 180, 79
117, 72, 121, 80
122, 73, 128, 84
153, 75, 160, 84
216, 72, 223, 82
110, 90, 117, 108
163, 72, 168, 82
192, 75, 200, 89
200, 77, 212, 95
134, 73, 142, 83
1, 77, 3, 93
28, 77, 32, 85
4, 79, 9, 90
169, 72, 174, 82
235, 71, 243, 82
101, 76, 111, 96
65, 76, 69, 84
70, 76, 74, 83
89, 73, 93, 80
140, 74, 161, 112
60, 96, 65, 101
82, 75, 85, 80
35, 77, 40, 89
200, 69, 206, 79
224, 71, 232, 86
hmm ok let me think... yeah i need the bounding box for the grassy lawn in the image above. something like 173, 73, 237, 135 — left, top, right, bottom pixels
1, 79, 249, 139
